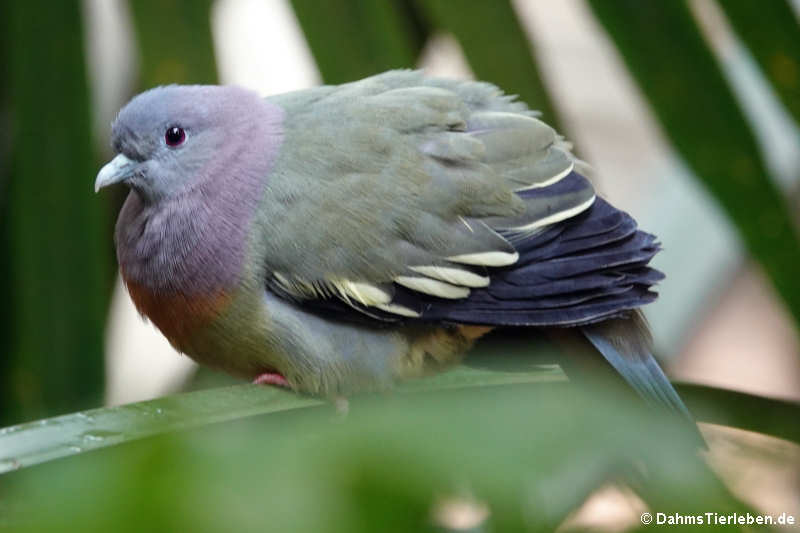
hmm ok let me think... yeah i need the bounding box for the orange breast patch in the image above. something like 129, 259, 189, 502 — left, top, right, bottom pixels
124, 277, 232, 351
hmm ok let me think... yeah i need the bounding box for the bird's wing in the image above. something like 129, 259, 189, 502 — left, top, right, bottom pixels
260, 70, 660, 325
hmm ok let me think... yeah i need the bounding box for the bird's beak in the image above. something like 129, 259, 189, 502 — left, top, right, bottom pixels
95, 153, 138, 192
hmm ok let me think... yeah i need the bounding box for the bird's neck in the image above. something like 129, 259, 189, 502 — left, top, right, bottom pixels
114, 99, 285, 342
116, 180, 260, 348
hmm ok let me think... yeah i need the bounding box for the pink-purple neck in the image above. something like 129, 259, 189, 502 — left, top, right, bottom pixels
116, 100, 284, 296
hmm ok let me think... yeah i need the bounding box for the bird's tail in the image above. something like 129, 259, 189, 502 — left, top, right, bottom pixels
580, 311, 692, 420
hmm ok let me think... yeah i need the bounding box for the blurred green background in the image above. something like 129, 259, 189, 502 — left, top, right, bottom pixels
1, 0, 799, 531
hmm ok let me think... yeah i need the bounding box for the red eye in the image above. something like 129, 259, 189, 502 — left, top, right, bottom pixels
165, 126, 186, 147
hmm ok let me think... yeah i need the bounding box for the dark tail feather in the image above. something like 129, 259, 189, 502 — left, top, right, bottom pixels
581, 329, 692, 419
580, 312, 692, 420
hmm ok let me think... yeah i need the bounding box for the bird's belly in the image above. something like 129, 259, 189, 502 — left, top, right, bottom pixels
257, 291, 479, 395
125, 276, 483, 394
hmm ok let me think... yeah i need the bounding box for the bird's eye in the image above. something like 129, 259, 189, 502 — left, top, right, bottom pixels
165, 126, 186, 147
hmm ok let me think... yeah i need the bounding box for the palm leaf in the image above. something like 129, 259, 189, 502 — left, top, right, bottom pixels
0, 364, 566, 474
414, 0, 562, 128
587, 0, 800, 329
4, 378, 762, 532
718, 0, 800, 125
1, 0, 110, 424
290, 0, 424, 83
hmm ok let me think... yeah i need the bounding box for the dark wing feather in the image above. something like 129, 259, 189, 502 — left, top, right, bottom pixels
419, 196, 662, 326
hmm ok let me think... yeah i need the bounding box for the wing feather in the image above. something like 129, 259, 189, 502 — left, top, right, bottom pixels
261, 71, 660, 323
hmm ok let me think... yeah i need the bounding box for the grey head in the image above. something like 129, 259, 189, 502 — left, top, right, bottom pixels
95, 85, 280, 203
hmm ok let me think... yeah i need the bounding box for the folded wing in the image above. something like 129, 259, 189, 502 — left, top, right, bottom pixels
261, 71, 662, 327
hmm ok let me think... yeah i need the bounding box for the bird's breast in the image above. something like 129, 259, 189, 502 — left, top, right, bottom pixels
123, 275, 233, 352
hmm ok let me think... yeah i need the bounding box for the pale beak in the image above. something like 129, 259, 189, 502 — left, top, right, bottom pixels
95, 153, 138, 192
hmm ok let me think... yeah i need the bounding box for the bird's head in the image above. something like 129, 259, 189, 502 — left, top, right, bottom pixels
95, 85, 278, 203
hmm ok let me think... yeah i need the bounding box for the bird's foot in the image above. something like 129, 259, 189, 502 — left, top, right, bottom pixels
252, 372, 290, 388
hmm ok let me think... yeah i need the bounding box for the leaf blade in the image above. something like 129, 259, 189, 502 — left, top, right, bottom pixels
0, 366, 566, 473
586, 0, 800, 330
414, 0, 563, 128
718, 0, 800, 125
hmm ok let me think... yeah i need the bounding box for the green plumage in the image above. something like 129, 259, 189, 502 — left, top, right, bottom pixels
257, 71, 580, 288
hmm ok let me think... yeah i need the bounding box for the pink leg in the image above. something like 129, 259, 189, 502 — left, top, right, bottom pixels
252, 372, 290, 388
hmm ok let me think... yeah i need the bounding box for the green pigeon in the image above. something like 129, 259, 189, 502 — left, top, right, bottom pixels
95, 70, 689, 417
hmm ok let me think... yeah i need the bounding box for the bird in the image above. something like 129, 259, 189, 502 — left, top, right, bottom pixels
95, 70, 690, 418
